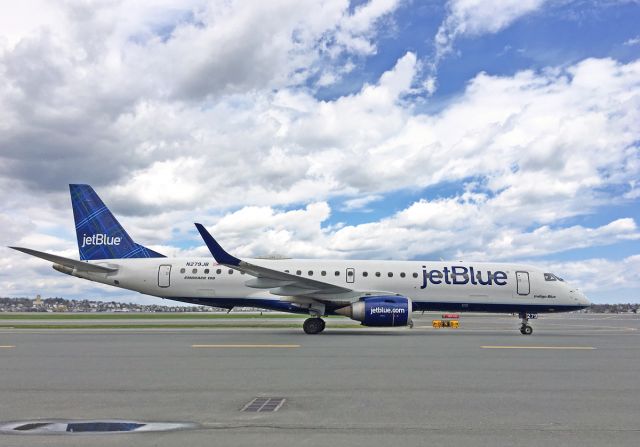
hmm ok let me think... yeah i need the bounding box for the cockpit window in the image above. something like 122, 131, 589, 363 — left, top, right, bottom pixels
544, 273, 564, 282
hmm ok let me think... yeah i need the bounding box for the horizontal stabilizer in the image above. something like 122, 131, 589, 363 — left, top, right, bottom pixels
9, 247, 118, 273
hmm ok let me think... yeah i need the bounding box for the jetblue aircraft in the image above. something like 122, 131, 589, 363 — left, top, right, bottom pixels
11, 185, 590, 334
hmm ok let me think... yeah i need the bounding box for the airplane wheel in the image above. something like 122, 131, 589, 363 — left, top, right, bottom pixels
520, 325, 533, 335
303, 318, 325, 334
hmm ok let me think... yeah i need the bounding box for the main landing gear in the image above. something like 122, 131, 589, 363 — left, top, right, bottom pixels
303, 317, 325, 334
519, 312, 533, 335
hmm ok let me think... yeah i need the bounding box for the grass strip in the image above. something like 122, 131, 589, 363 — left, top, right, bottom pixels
0, 323, 362, 329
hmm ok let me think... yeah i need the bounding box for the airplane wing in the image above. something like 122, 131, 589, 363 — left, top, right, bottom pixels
194, 223, 386, 304
9, 247, 118, 273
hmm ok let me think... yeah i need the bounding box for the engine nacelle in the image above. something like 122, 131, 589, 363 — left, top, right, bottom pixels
336, 296, 412, 327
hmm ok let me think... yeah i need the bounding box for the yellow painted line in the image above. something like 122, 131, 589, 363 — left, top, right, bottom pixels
481, 346, 595, 350
192, 344, 300, 349
0, 345, 15, 348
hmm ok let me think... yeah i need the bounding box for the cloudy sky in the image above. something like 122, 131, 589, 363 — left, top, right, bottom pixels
1, 0, 639, 304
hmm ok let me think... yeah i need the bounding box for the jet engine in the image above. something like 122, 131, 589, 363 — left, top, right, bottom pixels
335, 296, 412, 327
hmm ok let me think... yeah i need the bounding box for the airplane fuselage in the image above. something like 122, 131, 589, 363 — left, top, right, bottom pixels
70, 257, 590, 315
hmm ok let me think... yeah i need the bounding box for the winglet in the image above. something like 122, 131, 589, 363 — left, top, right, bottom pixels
194, 223, 241, 266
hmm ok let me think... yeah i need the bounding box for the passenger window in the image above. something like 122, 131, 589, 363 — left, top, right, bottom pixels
335, 271, 340, 276
308, 270, 313, 276
347, 270, 353, 276
192, 268, 197, 274
388, 272, 393, 277
413, 273, 418, 278
296, 270, 302, 275
363, 272, 368, 277
228, 269, 233, 274
180, 268, 185, 274
375, 272, 381, 277
216, 269, 222, 274
285, 270, 289, 273
400, 272, 406, 278
204, 269, 209, 274
321, 271, 326, 276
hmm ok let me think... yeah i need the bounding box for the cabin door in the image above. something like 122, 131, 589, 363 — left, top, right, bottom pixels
516, 271, 530, 295
158, 265, 171, 288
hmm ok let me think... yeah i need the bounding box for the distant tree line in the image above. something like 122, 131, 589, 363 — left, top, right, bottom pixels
587, 303, 638, 313
1, 297, 638, 313
0, 297, 211, 312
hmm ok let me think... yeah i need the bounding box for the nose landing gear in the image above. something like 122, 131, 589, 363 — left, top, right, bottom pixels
519, 312, 534, 335
520, 324, 533, 335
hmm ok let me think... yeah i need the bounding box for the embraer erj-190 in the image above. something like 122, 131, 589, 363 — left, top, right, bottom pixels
11, 185, 591, 335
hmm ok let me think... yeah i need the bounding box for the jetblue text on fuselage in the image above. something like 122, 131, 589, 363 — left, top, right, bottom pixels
81, 234, 122, 248
420, 266, 507, 289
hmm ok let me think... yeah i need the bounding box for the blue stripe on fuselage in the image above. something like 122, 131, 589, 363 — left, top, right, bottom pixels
165, 297, 588, 315
410, 301, 588, 314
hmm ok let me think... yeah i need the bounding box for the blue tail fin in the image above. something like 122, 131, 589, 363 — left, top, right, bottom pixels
70, 184, 165, 260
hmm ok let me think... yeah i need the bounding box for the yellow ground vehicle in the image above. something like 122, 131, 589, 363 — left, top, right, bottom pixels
432, 319, 459, 328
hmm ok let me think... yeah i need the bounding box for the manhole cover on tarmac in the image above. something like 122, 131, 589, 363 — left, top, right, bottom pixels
0, 419, 198, 434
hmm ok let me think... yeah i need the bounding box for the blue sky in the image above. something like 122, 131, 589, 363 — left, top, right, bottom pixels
319, 1, 640, 102
0, 0, 638, 304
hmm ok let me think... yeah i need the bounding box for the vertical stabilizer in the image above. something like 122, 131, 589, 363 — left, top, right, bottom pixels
70, 184, 165, 260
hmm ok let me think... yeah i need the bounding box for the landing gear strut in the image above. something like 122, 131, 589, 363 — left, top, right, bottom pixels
519, 312, 533, 335
303, 317, 325, 334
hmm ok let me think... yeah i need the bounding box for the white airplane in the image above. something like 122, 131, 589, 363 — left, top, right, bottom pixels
11, 184, 590, 335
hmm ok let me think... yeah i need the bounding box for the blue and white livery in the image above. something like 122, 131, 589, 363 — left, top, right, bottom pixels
11, 184, 591, 335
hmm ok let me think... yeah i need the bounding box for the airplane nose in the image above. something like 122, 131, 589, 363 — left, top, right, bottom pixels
576, 291, 591, 307
570, 289, 591, 308
581, 294, 591, 307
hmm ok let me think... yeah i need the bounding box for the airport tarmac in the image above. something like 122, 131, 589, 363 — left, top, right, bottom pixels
0, 313, 639, 446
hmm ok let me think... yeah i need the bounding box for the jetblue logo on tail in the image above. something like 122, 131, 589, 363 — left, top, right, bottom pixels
70, 185, 164, 260
81, 234, 122, 248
